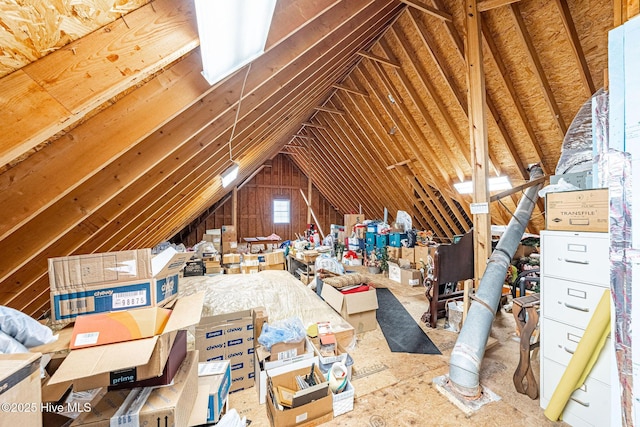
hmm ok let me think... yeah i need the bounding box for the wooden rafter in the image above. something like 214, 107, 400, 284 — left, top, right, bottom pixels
332, 83, 369, 97
377, 38, 469, 180
330, 93, 437, 232
314, 105, 346, 115
400, 0, 453, 21
302, 122, 327, 129
477, 0, 521, 12
351, 67, 467, 231
356, 50, 401, 68
390, 26, 472, 168
510, 3, 567, 137
554, 0, 596, 96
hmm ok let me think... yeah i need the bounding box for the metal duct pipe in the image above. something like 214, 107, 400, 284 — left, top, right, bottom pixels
449, 165, 544, 397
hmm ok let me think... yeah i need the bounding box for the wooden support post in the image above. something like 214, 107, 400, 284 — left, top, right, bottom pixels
462, 279, 473, 324
307, 175, 313, 225
466, 0, 491, 288
232, 186, 238, 228
299, 189, 325, 240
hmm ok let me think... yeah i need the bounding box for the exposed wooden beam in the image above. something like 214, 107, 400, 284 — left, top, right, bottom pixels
477, 0, 521, 12
400, 0, 452, 21
357, 50, 401, 68
294, 134, 314, 140
554, 0, 596, 96
314, 105, 346, 115
302, 122, 327, 129
510, 3, 567, 137
490, 174, 547, 202
332, 83, 369, 97
466, 0, 491, 282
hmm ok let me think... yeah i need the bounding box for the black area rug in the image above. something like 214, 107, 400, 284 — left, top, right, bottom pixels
375, 287, 441, 355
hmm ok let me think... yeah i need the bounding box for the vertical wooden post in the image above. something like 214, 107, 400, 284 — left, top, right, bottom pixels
462, 279, 473, 324
307, 175, 313, 225
466, 0, 491, 288
232, 186, 238, 228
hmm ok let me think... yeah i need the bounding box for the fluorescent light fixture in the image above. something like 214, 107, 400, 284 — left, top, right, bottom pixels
453, 176, 512, 194
194, 0, 277, 85
221, 163, 239, 188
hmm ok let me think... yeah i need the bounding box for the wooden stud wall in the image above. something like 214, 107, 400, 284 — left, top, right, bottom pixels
181, 154, 342, 247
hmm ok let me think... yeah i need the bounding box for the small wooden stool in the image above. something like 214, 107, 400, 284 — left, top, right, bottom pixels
512, 293, 540, 399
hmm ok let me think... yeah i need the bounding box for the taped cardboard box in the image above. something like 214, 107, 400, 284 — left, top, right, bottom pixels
260, 263, 286, 271
49, 248, 187, 322
401, 269, 422, 287
48, 292, 204, 391
321, 285, 378, 333
545, 189, 609, 232
0, 353, 42, 427
195, 309, 257, 392
73, 350, 198, 427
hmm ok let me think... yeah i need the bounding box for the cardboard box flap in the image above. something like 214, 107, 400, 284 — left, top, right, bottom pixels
70, 308, 172, 349
187, 384, 211, 427
320, 285, 344, 314
344, 289, 378, 314
164, 291, 205, 333
152, 247, 189, 277
48, 336, 159, 385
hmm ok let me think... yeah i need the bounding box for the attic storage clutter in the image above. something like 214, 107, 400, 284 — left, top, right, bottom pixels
0, 0, 629, 426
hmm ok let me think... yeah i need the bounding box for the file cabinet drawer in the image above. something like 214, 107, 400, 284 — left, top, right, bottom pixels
542, 277, 609, 329
541, 232, 609, 285
541, 318, 611, 385
541, 358, 610, 427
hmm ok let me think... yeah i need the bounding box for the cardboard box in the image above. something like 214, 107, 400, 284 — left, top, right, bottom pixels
262, 250, 286, 265
198, 361, 231, 424
0, 353, 42, 427
222, 225, 237, 242
49, 247, 187, 322
73, 351, 198, 427
344, 214, 365, 237
241, 265, 260, 274
545, 189, 609, 232
255, 351, 317, 405
414, 246, 432, 265
260, 263, 286, 271
223, 253, 241, 264
222, 240, 238, 253
270, 339, 306, 361
70, 306, 172, 349
386, 246, 401, 260
48, 292, 204, 391
514, 244, 538, 259
266, 364, 333, 427
108, 329, 187, 390
401, 268, 422, 287
195, 309, 256, 393
321, 285, 378, 333
226, 265, 241, 274
206, 228, 222, 236
388, 262, 401, 283
401, 247, 415, 263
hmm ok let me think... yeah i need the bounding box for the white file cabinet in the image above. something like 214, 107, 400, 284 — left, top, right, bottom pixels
540, 230, 612, 427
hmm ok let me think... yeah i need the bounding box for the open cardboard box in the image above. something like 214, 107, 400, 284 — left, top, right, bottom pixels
321, 284, 378, 333
47, 292, 204, 391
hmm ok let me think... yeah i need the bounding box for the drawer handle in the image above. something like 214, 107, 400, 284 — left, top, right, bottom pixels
564, 258, 589, 265
564, 303, 589, 312
563, 346, 575, 354
570, 397, 590, 407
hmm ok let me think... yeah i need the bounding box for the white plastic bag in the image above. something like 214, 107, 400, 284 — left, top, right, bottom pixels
0, 305, 55, 348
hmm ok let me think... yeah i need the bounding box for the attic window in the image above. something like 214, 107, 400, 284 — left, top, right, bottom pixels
273, 199, 290, 224
194, 0, 277, 85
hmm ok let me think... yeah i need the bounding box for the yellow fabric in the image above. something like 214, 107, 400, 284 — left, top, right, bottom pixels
543, 289, 611, 421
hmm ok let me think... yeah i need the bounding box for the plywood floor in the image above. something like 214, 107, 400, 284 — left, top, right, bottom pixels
229, 269, 564, 427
